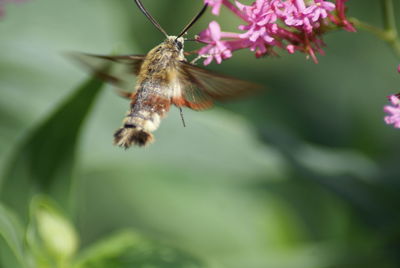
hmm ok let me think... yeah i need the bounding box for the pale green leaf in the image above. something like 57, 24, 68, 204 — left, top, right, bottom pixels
0, 203, 28, 268
73, 230, 218, 268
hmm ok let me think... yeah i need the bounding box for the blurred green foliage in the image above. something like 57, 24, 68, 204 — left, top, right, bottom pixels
0, 0, 400, 267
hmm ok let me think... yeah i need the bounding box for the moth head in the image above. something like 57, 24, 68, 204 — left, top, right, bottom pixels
166, 36, 185, 52
175, 38, 184, 51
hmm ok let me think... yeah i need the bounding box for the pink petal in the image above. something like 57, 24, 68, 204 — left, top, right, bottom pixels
209, 21, 222, 41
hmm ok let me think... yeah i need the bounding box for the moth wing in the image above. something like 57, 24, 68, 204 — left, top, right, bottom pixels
68, 52, 146, 92
177, 61, 260, 110
174, 81, 214, 110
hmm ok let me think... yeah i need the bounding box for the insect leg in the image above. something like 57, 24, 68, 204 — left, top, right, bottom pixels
190, 54, 212, 65
179, 107, 186, 127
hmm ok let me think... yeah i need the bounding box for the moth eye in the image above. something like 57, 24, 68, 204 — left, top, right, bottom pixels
175, 41, 183, 50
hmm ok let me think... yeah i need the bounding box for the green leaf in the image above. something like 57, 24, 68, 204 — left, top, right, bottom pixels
27, 195, 79, 267
73, 230, 218, 268
0, 203, 28, 268
0, 76, 104, 217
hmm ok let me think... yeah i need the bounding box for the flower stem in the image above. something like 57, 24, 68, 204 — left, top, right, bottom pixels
382, 0, 397, 33
380, 0, 400, 57
222, 0, 248, 22
349, 17, 388, 40
349, 1, 400, 59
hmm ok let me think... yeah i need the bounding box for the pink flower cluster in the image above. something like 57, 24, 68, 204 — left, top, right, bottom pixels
384, 65, 400, 129
197, 0, 355, 65
384, 94, 400, 129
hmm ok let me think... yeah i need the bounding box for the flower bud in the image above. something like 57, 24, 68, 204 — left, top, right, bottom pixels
29, 196, 78, 263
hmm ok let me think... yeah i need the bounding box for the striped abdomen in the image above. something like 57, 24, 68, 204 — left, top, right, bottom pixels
113, 82, 171, 148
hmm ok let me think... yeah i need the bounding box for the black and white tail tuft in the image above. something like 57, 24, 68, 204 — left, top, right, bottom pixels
113, 127, 154, 148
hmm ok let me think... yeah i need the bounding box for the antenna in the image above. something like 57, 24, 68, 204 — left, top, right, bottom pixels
176, 4, 208, 40
134, 0, 169, 37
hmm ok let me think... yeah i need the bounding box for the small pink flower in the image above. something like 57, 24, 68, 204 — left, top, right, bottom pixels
197, 21, 235, 65
235, 0, 280, 56
204, 0, 224, 15
286, 44, 296, 53
236, 0, 277, 41
330, 0, 356, 32
384, 94, 400, 128
280, 0, 335, 33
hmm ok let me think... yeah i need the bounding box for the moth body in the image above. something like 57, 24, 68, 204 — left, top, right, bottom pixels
114, 37, 185, 148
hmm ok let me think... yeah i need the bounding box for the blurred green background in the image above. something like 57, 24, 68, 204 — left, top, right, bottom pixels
1, 0, 400, 267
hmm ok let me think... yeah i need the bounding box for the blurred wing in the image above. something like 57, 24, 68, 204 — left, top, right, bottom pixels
177, 61, 260, 110
68, 52, 146, 91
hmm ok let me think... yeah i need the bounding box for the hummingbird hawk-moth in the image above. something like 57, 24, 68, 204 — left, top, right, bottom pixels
72, 0, 258, 149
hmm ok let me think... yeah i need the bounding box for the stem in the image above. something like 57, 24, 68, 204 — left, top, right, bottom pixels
381, 0, 400, 57
349, 1, 400, 59
381, 0, 397, 33
349, 17, 388, 40
222, 0, 248, 22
